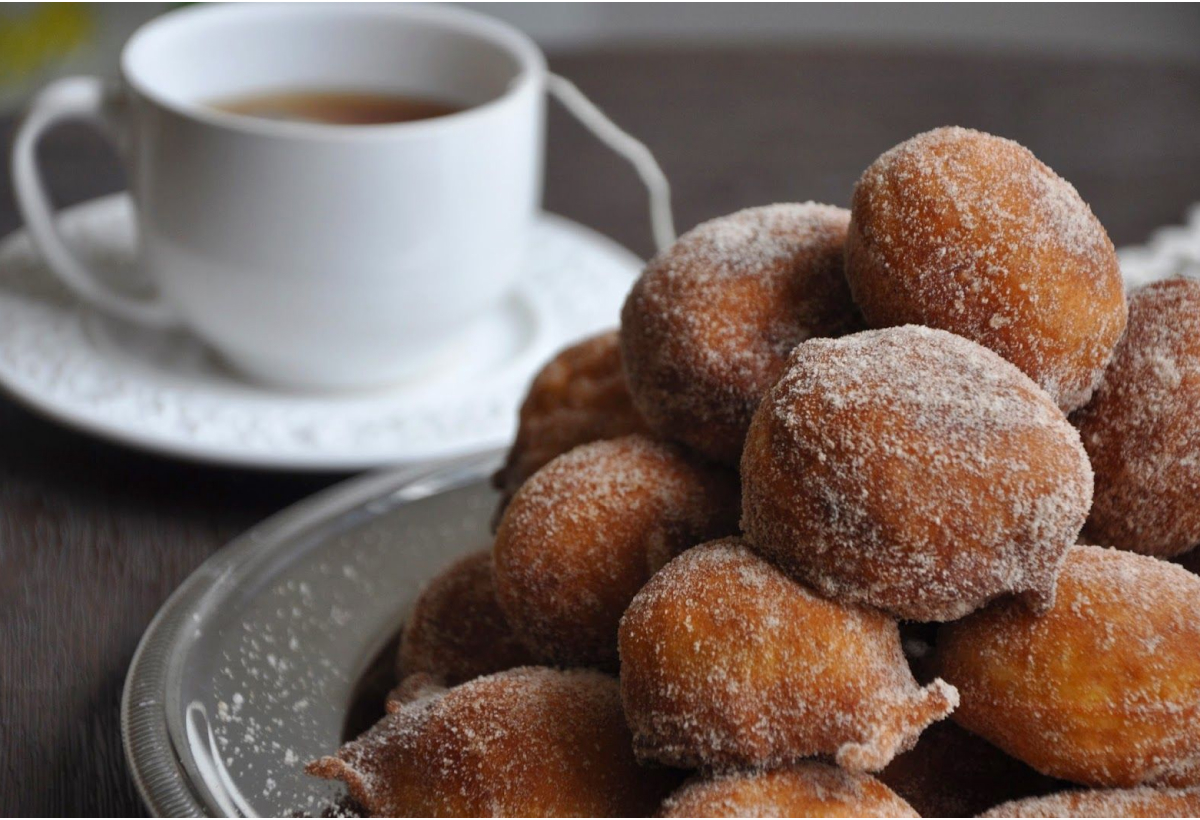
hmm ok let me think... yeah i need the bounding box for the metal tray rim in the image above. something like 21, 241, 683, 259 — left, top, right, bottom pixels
120, 450, 502, 817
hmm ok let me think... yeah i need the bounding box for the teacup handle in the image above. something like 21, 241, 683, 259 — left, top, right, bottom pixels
11, 76, 179, 328
548, 73, 676, 253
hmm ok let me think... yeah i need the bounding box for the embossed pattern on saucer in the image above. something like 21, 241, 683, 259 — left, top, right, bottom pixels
0, 194, 641, 469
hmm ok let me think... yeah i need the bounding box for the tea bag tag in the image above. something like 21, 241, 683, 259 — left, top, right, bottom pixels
548, 73, 675, 253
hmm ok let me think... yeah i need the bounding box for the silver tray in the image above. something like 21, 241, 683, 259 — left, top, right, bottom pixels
121, 451, 500, 817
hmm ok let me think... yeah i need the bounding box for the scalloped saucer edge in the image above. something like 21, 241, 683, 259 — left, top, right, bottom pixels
0, 194, 641, 470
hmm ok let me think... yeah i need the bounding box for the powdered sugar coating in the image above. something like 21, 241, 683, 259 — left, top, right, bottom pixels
741, 325, 1092, 622
308, 667, 678, 817
492, 330, 647, 516
846, 126, 1127, 412
395, 549, 534, 688
619, 539, 958, 773
1072, 278, 1200, 557
937, 545, 1200, 788
659, 762, 919, 818
621, 202, 860, 465
494, 435, 739, 668
980, 785, 1200, 818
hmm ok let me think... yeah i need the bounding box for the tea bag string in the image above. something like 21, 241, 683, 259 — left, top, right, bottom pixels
548, 73, 675, 253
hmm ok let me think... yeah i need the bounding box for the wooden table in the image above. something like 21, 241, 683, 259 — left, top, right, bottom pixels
2, 46, 1199, 816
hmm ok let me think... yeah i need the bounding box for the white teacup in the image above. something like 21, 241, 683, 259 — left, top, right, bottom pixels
12, 4, 546, 390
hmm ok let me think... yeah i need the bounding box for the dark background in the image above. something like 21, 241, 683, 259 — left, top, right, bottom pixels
3, 28, 1200, 819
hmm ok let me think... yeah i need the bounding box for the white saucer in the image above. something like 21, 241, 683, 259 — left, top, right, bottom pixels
0, 193, 641, 470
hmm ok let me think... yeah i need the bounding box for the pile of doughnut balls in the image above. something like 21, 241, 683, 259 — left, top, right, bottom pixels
310, 126, 1200, 817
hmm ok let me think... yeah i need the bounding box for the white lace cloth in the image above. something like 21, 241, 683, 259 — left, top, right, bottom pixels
1119, 204, 1200, 289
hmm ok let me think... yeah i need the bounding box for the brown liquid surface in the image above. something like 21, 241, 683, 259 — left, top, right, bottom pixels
210, 89, 462, 125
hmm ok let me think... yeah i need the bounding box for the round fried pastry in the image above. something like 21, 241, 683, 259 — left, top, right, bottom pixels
937, 544, 1200, 788
619, 538, 958, 772
878, 718, 1061, 817
741, 325, 1092, 622
620, 202, 859, 465
396, 549, 534, 687
309, 667, 678, 817
846, 126, 1126, 412
659, 762, 919, 818
493, 330, 647, 510
1073, 278, 1200, 557
980, 786, 1200, 818
494, 435, 739, 668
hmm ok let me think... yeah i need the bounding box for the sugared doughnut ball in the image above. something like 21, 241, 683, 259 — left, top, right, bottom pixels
620, 203, 859, 465
396, 550, 534, 687
309, 667, 679, 817
493, 330, 647, 510
845, 126, 1127, 412
1072, 278, 1200, 557
741, 325, 1092, 622
494, 435, 739, 668
659, 762, 919, 818
980, 786, 1200, 818
619, 538, 958, 772
937, 545, 1200, 788
878, 718, 1061, 817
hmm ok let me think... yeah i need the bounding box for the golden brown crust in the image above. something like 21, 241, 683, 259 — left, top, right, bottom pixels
741, 325, 1091, 622
659, 762, 919, 818
845, 126, 1126, 413
493, 435, 739, 668
308, 667, 680, 817
396, 549, 534, 687
878, 718, 1062, 817
492, 330, 647, 512
937, 545, 1200, 788
620, 203, 860, 465
979, 785, 1200, 818
619, 538, 958, 772
1073, 278, 1200, 557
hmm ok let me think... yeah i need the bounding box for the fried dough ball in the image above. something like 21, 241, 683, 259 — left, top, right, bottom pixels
741, 325, 1092, 622
878, 718, 1061, 817
309, 667, 679, 817
937, 545, 1200, 788
1072, 278, 1200, 558
980, 786, 1200, 818
845, 126, 1127, 412
659, 762, 919, 818
494, 435, 739, 668
395, 549, 534, 687
619, 538, 958, 772
620, 203, 859, 465
493, 330, 647, 510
